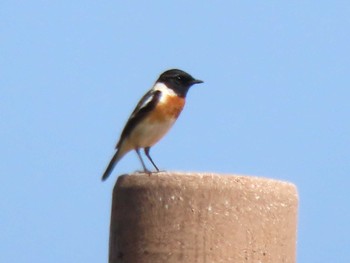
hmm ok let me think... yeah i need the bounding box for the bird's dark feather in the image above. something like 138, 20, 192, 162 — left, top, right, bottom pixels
116, 89, 161, 148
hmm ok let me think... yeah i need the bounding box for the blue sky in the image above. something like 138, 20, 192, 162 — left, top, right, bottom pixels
1, 1, 349, 262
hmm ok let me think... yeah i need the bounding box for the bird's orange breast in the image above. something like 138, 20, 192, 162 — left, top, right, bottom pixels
148, 95, 185, 122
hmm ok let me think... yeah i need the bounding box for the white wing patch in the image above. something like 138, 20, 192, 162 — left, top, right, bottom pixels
138, 94, 154, 111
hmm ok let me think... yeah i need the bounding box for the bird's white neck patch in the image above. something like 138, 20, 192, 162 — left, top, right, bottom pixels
152, 82, 177, 97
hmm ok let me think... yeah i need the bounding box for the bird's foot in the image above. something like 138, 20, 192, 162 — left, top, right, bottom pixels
135, 169, 165, 176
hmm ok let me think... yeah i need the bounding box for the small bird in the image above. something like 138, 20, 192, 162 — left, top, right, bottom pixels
101, 69, 203, 181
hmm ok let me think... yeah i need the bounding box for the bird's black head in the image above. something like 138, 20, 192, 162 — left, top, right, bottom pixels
157, 69, 203, 97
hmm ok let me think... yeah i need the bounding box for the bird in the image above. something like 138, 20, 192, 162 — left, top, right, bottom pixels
101, 69, 203, 181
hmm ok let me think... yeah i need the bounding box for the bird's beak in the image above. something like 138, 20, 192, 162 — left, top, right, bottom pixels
192, 79, 203, 84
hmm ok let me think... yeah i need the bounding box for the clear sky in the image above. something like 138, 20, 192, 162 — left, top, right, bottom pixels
1, 1, 349, 262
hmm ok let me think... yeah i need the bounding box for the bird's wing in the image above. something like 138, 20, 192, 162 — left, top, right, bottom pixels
116, 89, 161, 149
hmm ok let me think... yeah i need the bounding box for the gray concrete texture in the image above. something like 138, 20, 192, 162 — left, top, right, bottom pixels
108, 172, 298, 263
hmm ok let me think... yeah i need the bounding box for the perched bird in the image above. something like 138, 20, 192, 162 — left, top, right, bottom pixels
102, 69, 203, 181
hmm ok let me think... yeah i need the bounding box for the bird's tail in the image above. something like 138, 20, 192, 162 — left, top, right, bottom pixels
101, 149, 125, 181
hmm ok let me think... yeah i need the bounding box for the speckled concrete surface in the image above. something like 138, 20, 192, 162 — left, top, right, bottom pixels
108, 172, 298, 263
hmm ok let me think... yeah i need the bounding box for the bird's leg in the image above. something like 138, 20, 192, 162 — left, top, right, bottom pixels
135, 148, 149, 173
144, 147, 160, 172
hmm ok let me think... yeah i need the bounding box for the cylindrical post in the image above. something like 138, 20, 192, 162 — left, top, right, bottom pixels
108, 172, 298, 263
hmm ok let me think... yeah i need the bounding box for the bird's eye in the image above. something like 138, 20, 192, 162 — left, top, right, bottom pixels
176, 75, 182, 80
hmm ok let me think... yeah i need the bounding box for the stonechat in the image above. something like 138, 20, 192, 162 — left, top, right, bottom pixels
102, 69, 203, 181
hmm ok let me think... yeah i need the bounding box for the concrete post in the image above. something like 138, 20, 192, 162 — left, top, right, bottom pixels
108, 172, 298, 263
